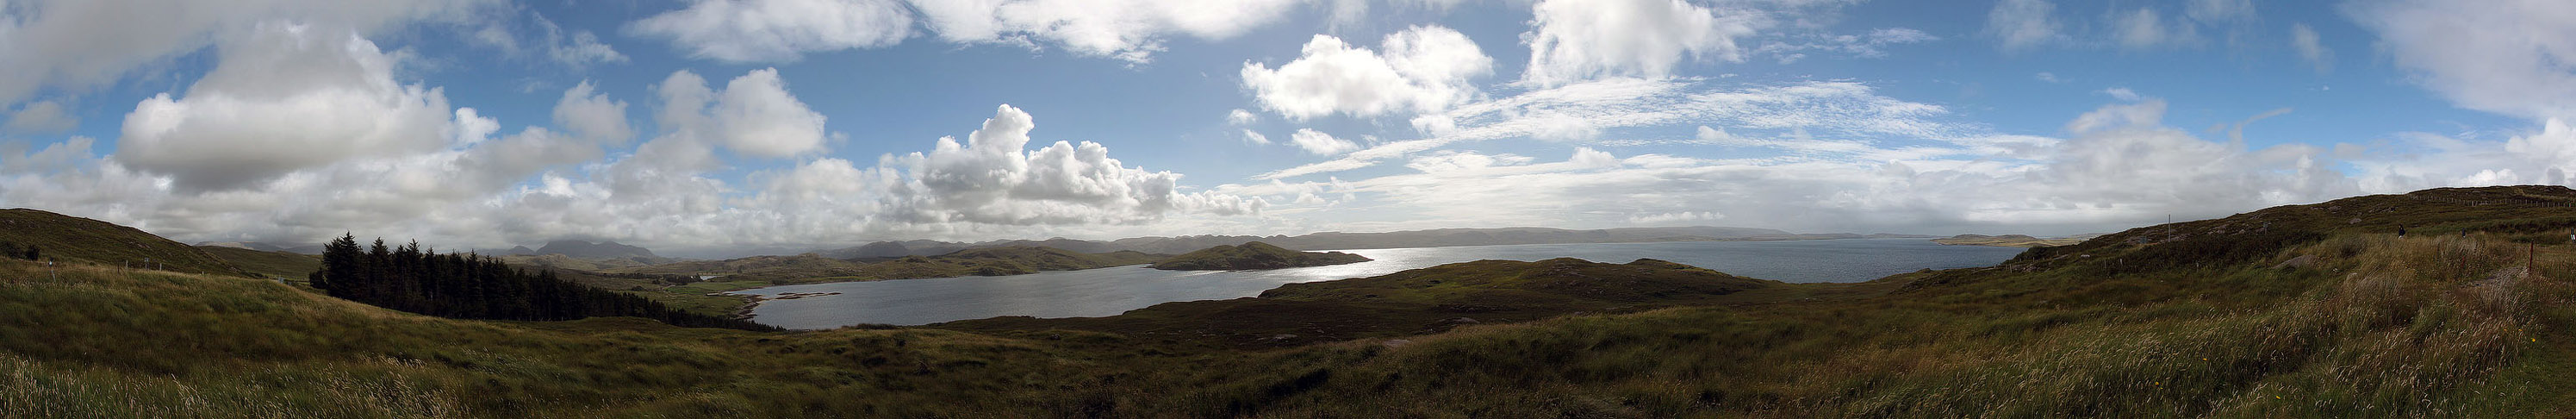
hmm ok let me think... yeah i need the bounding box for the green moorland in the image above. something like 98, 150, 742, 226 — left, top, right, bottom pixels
605, 246, 1161, 285
0, 209, 252, 277
3, 185, 2576, 416
194, 246, 321, 281
1928, 234, 2089, 247
1148, 241, 1371, 271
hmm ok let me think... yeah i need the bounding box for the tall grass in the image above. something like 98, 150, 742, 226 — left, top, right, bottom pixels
2, 232, 2571, 417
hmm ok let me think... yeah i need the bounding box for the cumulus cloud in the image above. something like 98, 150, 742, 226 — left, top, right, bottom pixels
112, 22, 457, 191
0, 136, 96, 175
1987, 0, 2063, 52
3, 100, 77, 134
909, 0, 1304, 63
1226, 109, 1260, 125
627, 0, 912, 63
878, 104, 1260, 225
1242, 129, 1272, 145
553, 81, 633, 143
1241, 26, 1492, 121
650, 68, 831, 158
2348, 117, 2576, 192
1520, 0, 1765, 86
2344, 0, 2576, 120
1288, 128, 1360, 155
0, 0, 491, 108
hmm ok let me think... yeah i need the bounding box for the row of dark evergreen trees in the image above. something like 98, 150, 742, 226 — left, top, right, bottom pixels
308, 234, 776, 331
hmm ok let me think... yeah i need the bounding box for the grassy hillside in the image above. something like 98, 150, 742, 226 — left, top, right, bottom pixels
852, 246, 1161, 281
1930, 234, 2088, 247
1149, 241, 1371, 271
0, 209, 251, 277
609, 246, 1159, 285
492, 253, 661, 272
603, 253, 866, 282
0, 258, 1162, 417
9, 185, 2576, 416
196, 246, 320, 281
945, 257, 1779, 347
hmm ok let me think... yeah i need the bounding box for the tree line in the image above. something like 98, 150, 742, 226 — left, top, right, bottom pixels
308, 234, 777, 331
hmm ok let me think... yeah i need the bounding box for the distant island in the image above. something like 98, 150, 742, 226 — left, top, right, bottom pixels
1150, 241, 1372, 271
1930, 234, 2099, 247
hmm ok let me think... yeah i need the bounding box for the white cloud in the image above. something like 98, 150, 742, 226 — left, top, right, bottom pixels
1987, 0, 2062, 52
3, 100, 77, 134
713, 69, 831, 158
473, 11, 628, 68
2114, 9, 2164, 48
2036, 72, 2063, 83
1520, 0, 1764, 86
2289, 22, 2330, 72
535, 14, 627, 67
0, 0, 493, 108
1405, 150, 1534, 172
1261, 78, 1960, 179
0, 136, 96, 175
909, 0, 1305, 64
1241, 26, 1492, 121
2349, 0, 2576, 120
2100, 87, 2141, 102
1226, 109, 1260, 125
651, 68, 831, 158
872, 104, 1262, 226
1289, 128, 1360, 155
626, 0, 912, 63
1756, 28, 1940, 61
553, 81, 634, 144
1239, 101, 2378, 235
112, 22, 457, 191
1242, 129, 1272, 145
451, 108, 500, 147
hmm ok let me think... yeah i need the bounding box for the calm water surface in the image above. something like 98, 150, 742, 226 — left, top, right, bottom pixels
737, 239, 2024, 329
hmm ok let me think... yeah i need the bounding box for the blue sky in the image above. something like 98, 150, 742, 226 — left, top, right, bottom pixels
3, 0, 2573, 256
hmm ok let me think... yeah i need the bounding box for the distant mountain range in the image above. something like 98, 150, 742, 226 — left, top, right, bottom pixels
535, 240, 657, 260
193, 226, 1939, 261
818, 227, 1936, 259
197, 241, 327, 254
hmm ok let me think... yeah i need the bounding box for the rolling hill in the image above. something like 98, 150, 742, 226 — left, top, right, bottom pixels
947, 257, 1779, 347
816, 225, 1917, 258
1930, 234, 2093, 247
194, 246, 320, 281
7, 185, 2576, 416
1149, 241, 1371, 271
0, 209, 251, 277
609, 246, 1163, 285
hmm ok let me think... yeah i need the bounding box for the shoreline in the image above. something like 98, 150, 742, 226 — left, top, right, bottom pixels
719, 291, 841, 321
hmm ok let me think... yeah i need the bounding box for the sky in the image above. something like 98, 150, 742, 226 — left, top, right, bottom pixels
2, 0, 2573, 257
